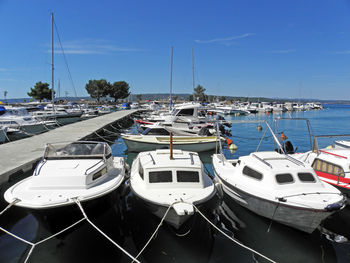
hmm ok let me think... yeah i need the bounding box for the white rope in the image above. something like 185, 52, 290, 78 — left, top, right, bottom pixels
73, 198, 140, 263
0, 198, 20, 216
192, 204, 277, 263
131, 203, 174, 263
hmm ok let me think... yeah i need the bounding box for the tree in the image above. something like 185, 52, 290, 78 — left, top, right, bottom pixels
188, 94, 194, 101
193, 84, 206, 102
108, 81, 130, 102
4, 91, 7, 102
27, 81, 53, 102
136, 94, 142, 101
85, 79, 110, 102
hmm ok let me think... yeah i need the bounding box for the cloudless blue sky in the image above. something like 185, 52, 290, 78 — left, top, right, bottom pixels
1, 0, 350, 100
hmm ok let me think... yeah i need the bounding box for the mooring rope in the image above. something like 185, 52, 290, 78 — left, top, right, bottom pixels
93, 131, 117, 144
73, 198, 140, 263
0, 198, 20, 216
131, 202, 174, 263
192, 204, 277, 263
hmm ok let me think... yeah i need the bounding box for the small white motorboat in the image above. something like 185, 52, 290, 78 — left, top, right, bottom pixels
130, 149, 217, 229
4, 141, 126, 232
212, 151, 346, 233
122, 134, 224, 152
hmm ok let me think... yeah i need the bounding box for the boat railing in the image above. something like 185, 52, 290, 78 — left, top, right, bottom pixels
85, 159, 105, 175
189, 153, 194, 165
148, 153, 156, 165
252, 153, 273, 169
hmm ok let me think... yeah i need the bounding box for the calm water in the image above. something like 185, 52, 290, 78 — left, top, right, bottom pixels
1, 104, 350, 263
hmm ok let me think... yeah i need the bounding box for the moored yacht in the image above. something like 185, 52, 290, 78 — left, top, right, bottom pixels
212, 151, 346, 233
130, 149, 217, 228
4, 141, 127, 232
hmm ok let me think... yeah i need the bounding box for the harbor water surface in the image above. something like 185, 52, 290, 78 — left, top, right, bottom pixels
1, 104, 350, 263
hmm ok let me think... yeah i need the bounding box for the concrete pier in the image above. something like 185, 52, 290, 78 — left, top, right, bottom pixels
0, 110, 137, 185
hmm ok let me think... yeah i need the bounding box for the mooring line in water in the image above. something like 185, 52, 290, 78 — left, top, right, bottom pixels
103, 128, 121, 136
93, 131, 117, 144
192, 204, 277, 263
0, 198, 20, 216
132, 203, 174, 263
73, 198, 140, 263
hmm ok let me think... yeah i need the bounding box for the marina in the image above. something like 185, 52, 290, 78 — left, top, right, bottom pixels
0, 104, 350, 263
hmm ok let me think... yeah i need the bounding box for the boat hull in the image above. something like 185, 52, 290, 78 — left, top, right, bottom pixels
123, 137, 219, 152
132, 189, 219, 229
215, 172, 335, 233
29, 187, 124, 234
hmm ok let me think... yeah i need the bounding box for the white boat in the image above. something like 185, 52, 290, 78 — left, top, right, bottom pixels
122, 133, 224, 152
130, 149, 217, 228
4, 141, 126, 232
0, 106, 56, 136
212, 151, 346, 233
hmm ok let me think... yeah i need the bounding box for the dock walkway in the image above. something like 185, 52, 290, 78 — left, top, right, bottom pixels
0, 110, 137, 185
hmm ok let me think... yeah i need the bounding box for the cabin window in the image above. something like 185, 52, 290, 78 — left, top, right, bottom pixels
298, 173, 316, 182
275, 173, 294, 184
312, 158, 345, 177
242, 166, 263, 180
92, 167, 107, 180
176, 171, 200, 182
177, 108, 194, 116
149, 171, 172, 183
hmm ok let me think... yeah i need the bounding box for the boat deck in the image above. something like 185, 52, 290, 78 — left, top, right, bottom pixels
0, 110, 137, 185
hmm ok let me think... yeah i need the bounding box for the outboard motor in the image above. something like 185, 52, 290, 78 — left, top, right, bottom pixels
284, 141, 295, 154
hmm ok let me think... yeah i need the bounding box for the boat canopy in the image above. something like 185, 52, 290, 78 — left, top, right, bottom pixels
44, 141, 111, 160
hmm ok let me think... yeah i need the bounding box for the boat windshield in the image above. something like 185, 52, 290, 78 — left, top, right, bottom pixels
44, 142, 111, 159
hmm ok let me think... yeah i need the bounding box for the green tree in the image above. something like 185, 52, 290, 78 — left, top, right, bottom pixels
136, 94, 142, 101
193, 84, 206, 101
4, 91, 7, 102
173, 95, 178, 104
188, 94, 194, 101
27, 81, 53, 102
108, 81, 130, 102
85, 79, 110, 102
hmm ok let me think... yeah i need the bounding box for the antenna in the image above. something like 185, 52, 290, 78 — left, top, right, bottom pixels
192, 47, 195, 90
169, 132, 173, 160
51, 13, 55, 108
169, 46, 173, 111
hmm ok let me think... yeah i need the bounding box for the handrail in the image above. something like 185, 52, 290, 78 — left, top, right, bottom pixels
148, 153, 156, 165
85, 159, 104, 175
284, 154, 305, 167
252, 153, 272, 168
189, 153, 194, 165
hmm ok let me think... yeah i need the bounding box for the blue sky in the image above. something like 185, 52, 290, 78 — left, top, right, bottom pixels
1, 0, 350, 100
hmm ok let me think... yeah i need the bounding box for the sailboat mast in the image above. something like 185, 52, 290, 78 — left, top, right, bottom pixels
51, 13, 55, 110
169, 46, 173, 111
192, 47, 195, 90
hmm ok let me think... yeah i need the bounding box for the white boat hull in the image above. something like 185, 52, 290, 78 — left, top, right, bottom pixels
216, 174, 335, 233
123, 136, 220, 152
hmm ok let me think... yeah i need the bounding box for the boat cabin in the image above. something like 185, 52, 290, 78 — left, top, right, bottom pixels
134, 149, 209, 189
233, 152, 322, 191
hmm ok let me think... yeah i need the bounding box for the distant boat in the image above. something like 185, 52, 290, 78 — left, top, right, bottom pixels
122, 133, 224, 152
